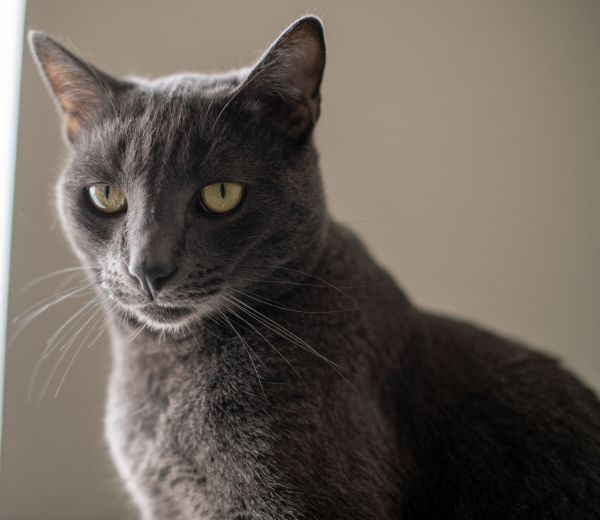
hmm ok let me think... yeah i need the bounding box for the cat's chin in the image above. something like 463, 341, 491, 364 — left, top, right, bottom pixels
130, 303, 205, 334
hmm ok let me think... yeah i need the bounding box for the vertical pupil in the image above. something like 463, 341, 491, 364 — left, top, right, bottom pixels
104, 185, 111, 200
219, 182, 226, 199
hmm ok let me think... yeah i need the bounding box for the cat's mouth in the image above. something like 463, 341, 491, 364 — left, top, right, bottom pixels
103, 276, 223, 331
138, 303, 196, 323
109, 296, 215, 333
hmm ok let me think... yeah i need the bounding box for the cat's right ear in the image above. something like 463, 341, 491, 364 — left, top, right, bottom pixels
239, 16, 326, 141
28, 31, 126, 143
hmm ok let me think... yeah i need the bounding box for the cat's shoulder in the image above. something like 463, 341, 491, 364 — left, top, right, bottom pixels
394, 311, 600, 518
411, 310, 600, 415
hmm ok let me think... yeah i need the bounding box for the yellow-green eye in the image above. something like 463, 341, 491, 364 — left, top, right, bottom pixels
87, 183, 127, 214
200, 182, 244, 214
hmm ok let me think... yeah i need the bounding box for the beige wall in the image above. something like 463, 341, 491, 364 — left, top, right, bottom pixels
2, 1, 599, 518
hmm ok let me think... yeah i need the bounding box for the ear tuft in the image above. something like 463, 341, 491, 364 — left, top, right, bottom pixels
29, 31, 122, 142
241, 16, 326, 140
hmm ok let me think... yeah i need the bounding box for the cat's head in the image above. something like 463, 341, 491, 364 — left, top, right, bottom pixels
29, 17, 328, 333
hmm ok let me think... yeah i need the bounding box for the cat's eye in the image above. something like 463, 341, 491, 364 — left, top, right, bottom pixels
87, 183, 127, 214
199, 182, 244, 215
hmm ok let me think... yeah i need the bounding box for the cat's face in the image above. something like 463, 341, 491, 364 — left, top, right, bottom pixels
30, 17, 327, 332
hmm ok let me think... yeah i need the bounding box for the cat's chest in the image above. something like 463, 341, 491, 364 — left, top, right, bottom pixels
104, 320, 387, 519
105, 341, 281, 512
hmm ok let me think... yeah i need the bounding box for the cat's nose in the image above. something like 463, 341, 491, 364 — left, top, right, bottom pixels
128, 260, 177, 300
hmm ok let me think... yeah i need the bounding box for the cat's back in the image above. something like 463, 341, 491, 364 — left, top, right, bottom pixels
396, 310, 600, 519
320, 222, 600, 517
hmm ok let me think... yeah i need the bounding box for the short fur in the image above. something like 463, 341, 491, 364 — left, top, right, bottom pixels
30, 17, 600, 520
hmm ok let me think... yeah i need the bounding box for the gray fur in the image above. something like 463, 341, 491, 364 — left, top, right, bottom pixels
30, 17, 600, 520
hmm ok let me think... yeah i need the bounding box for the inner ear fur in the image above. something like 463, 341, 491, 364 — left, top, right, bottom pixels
29, 31, 126, 142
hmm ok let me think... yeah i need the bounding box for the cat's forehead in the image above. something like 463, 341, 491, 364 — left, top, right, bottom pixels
84, 74, 249, 184
120, 73, 243, 142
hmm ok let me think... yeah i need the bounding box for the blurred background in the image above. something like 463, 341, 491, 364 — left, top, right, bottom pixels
1, 1, 599, 518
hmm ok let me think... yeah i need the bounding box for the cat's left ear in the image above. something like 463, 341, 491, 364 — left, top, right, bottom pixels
28, 31, 126, 143
241, 16, 326, 140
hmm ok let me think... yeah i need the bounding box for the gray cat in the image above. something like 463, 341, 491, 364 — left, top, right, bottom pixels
29, 16, 600, 520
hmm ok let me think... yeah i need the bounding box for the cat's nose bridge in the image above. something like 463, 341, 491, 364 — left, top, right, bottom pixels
127, 217, 182, 299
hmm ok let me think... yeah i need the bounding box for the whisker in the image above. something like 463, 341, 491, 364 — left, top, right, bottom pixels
21, 266, 99, 293
9, 284, 97, 349
27, 296, 103, 402
56, 299, 106, 354
222, 294, 353, 383
53, 272, 93, 297
126, 322, 146, 344
220, 294, 300, 377
12, 282, 96, 327
52, 301, 103, 357
200, 315, 225, 341
183, 322, 202, 350
216, 298, 269, 371
229, 287, 365, 314
235, 277, 339, 289
54, 308, 108, 398
42, 298, 103, 359
87, 320, 110, 350
237, 263, 357, 304
267, 264, 356, 302
34, 300, 104, 406
216, 307, 267, 400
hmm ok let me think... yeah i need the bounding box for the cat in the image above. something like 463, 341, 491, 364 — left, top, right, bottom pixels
29, 16, 600, 520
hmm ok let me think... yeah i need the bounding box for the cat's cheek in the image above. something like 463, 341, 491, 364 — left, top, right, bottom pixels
196, 212, 261, 254
60, 195, 124, 270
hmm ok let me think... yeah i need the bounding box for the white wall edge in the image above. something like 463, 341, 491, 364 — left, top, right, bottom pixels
0, 0, 26, 457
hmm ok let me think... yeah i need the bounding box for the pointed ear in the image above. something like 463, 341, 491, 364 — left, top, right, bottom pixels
241, 16, 326, 140
28, 31, 124, 143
